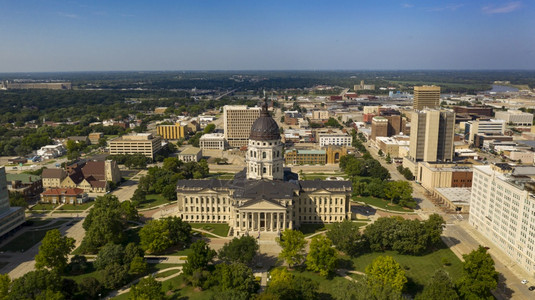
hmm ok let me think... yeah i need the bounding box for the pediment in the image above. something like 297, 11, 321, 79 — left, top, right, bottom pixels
307, 188, 332, 194
197, 188, 224, 194
240, 199, 285, 210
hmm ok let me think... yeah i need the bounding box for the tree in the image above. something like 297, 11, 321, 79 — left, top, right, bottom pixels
9, 269, 64, 300
131, 188, 147, 206
331, 279, 376, 300
81, 194, 128, 252
425, 214, 445, 246
416, 269, 459, 300
94, 243, 125, 270
218, 235, 259, 265
34, 229, 75, 273
378, 149, 384, 157
208, 263, 258, 297
327, 220, 365, 257
8, 192, 27, 208
0, 274, 10, 300
121, 200, 140, 221
139, 217, 191, 253
385, 153, 392, 164
203, 124, 216, 134
130, 276, 164, 300
306, 235, 337, 276
183, 240, 216, 276
102, 263, 129, 290
365, 256, 407, 297
277, 229, 306, 267
457, 246, 498, 300
78, 277, 102, 299
67, 255, 90, 275
124, 242, 144, 266
384, 181, 414, 208
265, 268, 319, 300
129, 256, 148, 276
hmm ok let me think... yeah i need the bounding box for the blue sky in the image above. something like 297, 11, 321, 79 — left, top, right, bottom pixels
0, 0, 533, 71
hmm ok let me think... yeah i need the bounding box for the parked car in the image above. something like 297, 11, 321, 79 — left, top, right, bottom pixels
528, 286, 535, 291
521, 279, 528, 285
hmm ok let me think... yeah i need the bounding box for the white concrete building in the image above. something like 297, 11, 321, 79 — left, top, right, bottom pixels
199, 133, 226, 150
178, 147, 202, 162
36, 144, 66, 159
465, 119, 506, 144
317, 131, 352, 147
470, 164, 535, 277
495, 110, 534, 126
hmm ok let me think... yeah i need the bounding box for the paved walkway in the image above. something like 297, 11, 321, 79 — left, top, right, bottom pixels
106, 266, 183, 299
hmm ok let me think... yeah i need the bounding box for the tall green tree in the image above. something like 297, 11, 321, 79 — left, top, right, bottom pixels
8, 269, 64, 300
277, 229, 306, 267
457, 246, 498, 300
365, 256, 407, 297
218, 235, 259, 265
139, 217, 191, 253
416, 269, 459, 300
327, 220, 365, 256
130, 276, 164, 300
306, 235, 337, 276
264, 267, 319, 300
94, 243, 125, 270
0, 274, 10, 300
34, 229, 75, 273
183, 240, 216, 276
208, 263, 258, 297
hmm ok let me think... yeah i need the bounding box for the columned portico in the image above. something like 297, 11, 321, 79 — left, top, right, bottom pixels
235, 207, 288, 236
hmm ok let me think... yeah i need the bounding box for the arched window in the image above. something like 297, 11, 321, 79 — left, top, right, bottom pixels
263, 167, 267, 173
263, 152, 266, 159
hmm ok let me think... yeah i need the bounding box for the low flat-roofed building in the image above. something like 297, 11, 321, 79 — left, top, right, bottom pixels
0, 167, 25, 238
6, 173, 42, 200
199, 133, 226, 150
285, 149, 326, 165
88, 132, 104, 144
376, 136, 410, 158
178, 147, 202, 162
495, 109, 534, 126
473, 133, 513, 148
416, 162, 473, 192
108, 133, 162, 159
504, 150, 535, 164
433, 187, 471, 212
40, 188, 88, 205
316, 129, 352, 147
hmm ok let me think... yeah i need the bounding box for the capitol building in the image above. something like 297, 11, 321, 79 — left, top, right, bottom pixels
175, 101, 352, 236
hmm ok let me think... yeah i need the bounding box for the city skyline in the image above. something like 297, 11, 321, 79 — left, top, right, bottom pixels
1, 0, 534, 72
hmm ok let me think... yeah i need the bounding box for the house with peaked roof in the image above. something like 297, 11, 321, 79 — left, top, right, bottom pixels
174, 100, 352, 237
40, 188, 88, 204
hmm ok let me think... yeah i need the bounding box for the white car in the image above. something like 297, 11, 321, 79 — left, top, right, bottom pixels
522, 279, 528, 285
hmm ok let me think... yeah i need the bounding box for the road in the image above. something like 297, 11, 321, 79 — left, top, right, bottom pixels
112, 170, 145, 202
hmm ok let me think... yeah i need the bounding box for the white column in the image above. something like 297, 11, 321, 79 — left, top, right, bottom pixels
283, 212, 287, 230
270, 212, 274, 231
239, 211, 242, 231
257, 212, 260, 231
246, 213, 249, 231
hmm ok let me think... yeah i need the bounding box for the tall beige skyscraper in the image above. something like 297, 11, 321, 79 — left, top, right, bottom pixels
409, 109, 455, 162
413, 85, 440, 110
223, 105, 261, 148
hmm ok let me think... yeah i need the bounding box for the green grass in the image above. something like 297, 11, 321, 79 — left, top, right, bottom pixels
354, 196, 413, 212
168, 247, 193, 256
30, 203, 57, 211
299, 222, 368, 237
0, 230, 49, 252
346, 246, 463, 295
154, 269, 181, 278
57, 201, 95, 211
286, 267, 349, 298
189, 223, 229, 237
138, 194, 169, 209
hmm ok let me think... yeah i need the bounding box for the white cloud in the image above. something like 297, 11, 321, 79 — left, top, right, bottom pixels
402, 3, 414, 8
482, 1, 521, 14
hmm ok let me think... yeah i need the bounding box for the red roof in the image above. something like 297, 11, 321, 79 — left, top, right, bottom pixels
42, 188, 85, 196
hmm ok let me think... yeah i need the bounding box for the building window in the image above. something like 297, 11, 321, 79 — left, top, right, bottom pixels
263, 167, 266, 174
263, 152, 266, 159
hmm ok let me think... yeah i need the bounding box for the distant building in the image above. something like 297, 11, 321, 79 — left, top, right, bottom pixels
6, 173, 43, 200
42, 160, 120, 193
88, 132, 104, 145
42, 169, 67, 189
311, 110, 329, 121
416, 162, 473, 192
354, 80, 375, 91
284, 111, 302, 126
495, 110, 534, 126
413, 86, 440, 110
154, 107, 168, 114
37, 144, 66, 160
108, 133, 163, 159
376, 136, 410, 158
1, 80, 71, 90
178, 147, 202, 162
325, 146, 349, 164
67, 136, 90, 145
473, 133, 513, 148
371, 117, 388, 141
223, 105, 261, 148
316, 130, 352, 147
453, 106, 493, 117
284, 149, 326, 165
465, 119, 506, 145
199, 133, 226, 150
0, 167, 25, 238
157, 123, 187, 140
40, 188, 88, 205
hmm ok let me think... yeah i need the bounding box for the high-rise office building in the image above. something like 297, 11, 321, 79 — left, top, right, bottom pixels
0, 167, 25, 238
223, 105, 261, 148
371, 116, 388, 141
469, 163, 535, 275
413, 86, 441, 110
409, 109, 455, 162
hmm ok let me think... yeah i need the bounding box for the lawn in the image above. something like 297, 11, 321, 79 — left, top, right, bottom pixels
154, 269, 181, 278
345, 245, 463, 295
0, 229, 49, 252
137, 194, 169, 209
299, 222, 368, 237
57, 201, 95, 211
354, 196, 413, 212
189, 223, 230, 237
30, 203, 58, 211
